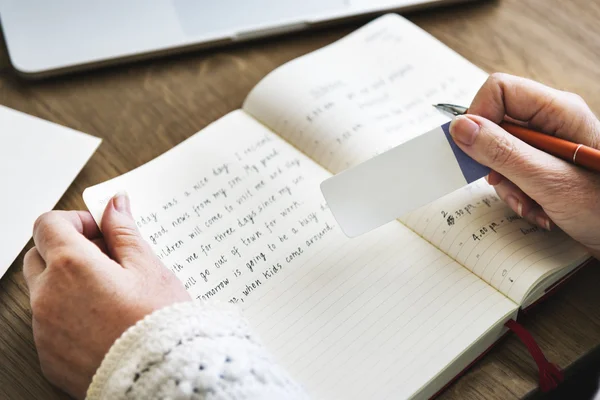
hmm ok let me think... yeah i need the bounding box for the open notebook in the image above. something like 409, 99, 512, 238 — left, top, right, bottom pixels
83, 14, 590, 399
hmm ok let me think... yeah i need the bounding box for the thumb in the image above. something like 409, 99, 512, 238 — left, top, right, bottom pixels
101, 192, 152, 267
449, 114, 579, 203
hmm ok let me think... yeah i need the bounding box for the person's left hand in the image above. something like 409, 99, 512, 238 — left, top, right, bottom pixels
23, 193, 191, 399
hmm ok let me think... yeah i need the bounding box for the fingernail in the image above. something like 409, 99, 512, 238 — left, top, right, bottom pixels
536, 215, 552, 231
450, 115, 480, 146
518, 202, 523, 218
113, 191, 131, 214
505, 195, 522, 217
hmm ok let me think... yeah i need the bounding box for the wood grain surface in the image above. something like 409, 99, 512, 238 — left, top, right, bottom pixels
1, 0, 600, 398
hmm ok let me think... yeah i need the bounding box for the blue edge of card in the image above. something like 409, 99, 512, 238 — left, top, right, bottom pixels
441, 122, 490, 183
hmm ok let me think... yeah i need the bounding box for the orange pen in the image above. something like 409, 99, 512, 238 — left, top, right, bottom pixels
434, 103, 600, 173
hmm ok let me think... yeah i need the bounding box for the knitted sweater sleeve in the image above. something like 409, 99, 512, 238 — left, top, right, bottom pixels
86, 301, 307, 400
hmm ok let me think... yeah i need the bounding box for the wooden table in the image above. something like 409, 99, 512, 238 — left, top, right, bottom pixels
1, 0, 600, 398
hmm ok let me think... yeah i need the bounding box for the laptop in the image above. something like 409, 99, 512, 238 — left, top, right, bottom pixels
0, 0, 477, 78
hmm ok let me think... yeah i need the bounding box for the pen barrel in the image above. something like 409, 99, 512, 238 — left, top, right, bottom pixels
499, 122, 600, 173
571, 145, 600, 172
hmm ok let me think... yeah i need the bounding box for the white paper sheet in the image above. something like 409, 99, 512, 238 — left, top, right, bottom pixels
0, 105, 101, 279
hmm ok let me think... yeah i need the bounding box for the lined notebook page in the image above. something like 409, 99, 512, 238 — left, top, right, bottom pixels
243, 14, 488, 174
243, 13, 589, 306
83, 111, 517, 399
400, 180, 589, 305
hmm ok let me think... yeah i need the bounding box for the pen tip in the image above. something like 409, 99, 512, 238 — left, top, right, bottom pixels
433, 104, 468, 117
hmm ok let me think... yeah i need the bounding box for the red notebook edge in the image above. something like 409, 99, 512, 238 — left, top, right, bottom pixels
430, 257, 595, 399
522, 257, 593, 314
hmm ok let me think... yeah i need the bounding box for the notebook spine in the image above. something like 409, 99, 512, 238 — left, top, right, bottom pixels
505, 319, 563, 392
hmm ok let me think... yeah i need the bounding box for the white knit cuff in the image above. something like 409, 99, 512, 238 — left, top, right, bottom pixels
86, 300, 306, 400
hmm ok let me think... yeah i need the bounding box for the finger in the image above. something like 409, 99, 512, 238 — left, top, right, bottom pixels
493, 178, 532, 218
492, 177, 551, 230
101, 192, 155, 267
23, 247, 46, 292
92, 238, 109, 255
34, 210, 101, 240
33, 211, 104, 263
469, 73, 600, 147
449, 114, 585, 205
486, 170, 504, 186
485, 157, 554, 231
536, 209, 554, 231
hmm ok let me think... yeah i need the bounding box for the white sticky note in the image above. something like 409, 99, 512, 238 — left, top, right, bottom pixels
0, 105, 101, 278
320, 123, 489, 237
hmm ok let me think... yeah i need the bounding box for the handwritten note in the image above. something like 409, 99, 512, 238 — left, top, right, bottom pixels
83, 110, 517, 399
242, 13, 588, 306
85, 111, 338, 304
243, 14, 488, 174
401, 180, 589, 304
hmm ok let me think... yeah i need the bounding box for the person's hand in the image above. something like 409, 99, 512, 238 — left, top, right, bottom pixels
450, 73, 600, 258
23, 193, 191, 399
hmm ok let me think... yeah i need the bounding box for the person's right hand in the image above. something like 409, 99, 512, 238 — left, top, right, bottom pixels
449, 73, 600, 258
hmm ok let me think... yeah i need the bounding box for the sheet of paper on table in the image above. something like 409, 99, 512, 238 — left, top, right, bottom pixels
0, 105, 101, 279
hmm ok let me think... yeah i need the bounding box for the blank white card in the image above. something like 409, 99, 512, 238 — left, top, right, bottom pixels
0, 105, 101, 278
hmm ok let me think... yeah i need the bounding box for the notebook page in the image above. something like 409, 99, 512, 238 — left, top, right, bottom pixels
244, 222, 517, 400
243, 13, 488, 174
83, 110, 517, 399
400, 180, 589, 305
242, 13, 589, 305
